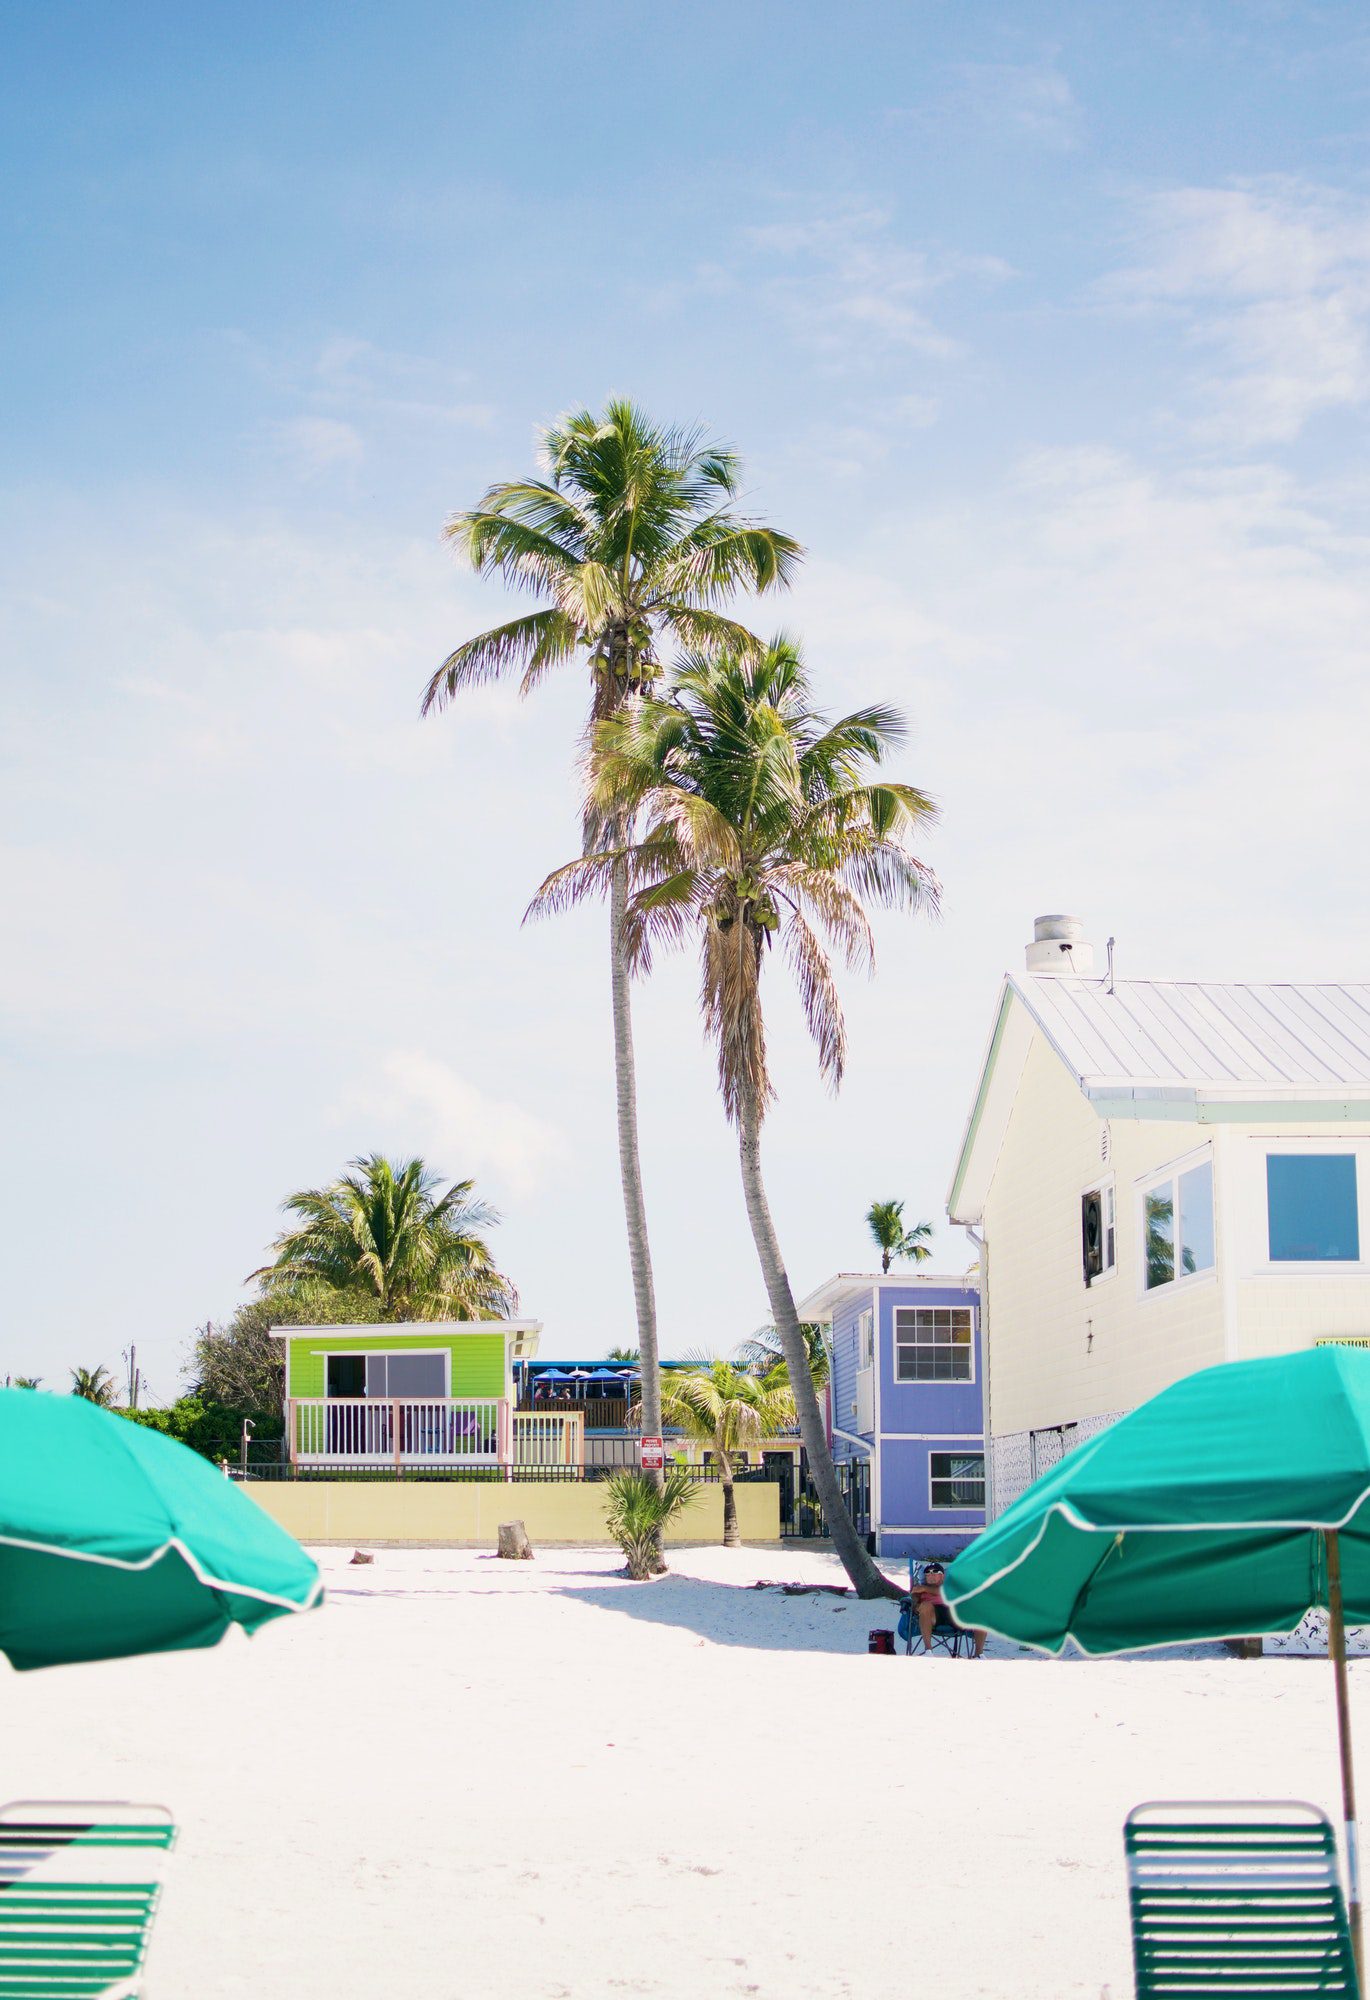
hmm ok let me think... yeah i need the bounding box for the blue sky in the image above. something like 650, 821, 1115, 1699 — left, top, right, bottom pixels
5, 2, 1370, 1396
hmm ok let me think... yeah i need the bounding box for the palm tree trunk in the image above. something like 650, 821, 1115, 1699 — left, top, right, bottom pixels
610, 857, 663, 1471
719, 1450, 739, 1547
736, 1080, 896, 1600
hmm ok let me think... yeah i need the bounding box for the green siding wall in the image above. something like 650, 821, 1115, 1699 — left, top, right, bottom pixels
286, 1330, 508, 1399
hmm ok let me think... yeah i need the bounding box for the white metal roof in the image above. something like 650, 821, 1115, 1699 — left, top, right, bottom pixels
268, 1319, 542, 1359
947, 973, 1370, 1227
1020, 975, 1370, 1092
794, 1271, 980, 1321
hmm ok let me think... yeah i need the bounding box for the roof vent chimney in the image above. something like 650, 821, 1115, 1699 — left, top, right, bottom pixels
1026, 913, 1095, 977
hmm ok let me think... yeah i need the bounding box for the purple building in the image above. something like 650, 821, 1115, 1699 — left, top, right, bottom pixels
797, 1271, 985, 1559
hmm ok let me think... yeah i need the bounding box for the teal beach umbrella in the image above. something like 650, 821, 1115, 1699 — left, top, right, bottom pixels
0, 1389, 323, 1671
944, 1345, 1370, 1982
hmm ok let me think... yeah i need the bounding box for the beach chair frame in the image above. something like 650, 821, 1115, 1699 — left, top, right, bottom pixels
1125, 1799, 1358, 1998
0, 1799, 176, 1999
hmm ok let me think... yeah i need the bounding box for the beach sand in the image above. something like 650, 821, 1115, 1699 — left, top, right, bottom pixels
0, 1540, 1364, 1998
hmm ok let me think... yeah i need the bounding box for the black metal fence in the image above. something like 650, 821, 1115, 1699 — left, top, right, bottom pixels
229, 1461, 755, 1485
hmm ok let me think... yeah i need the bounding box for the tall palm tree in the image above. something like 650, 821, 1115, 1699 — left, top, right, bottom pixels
660, 1359, 796, 1548
251, 1154, 516, 1321
422, 402, 801, 1455
70, 1365, 117, 1406
865, 1200, 935, 1274
533, 639, 939, 1598
735, 1322, 830, 1393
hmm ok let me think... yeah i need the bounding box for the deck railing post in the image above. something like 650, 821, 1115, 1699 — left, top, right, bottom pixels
393, 1399, 403, 1476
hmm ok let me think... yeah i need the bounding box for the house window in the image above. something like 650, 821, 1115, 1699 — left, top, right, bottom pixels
1143, 1157, 1215, 1291
930, 1451, 985, 1509
858, 1309, 875, 1368
325, 1352, 447, 1398
1267, 1155, 1360, 1263
895, 1307, 974, 1381
1082, 1182, 1116, 1285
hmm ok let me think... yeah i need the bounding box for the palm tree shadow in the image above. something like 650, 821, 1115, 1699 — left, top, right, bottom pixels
552, 1573, 901, 1655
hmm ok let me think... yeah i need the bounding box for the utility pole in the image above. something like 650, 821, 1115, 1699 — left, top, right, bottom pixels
122, 1345, 141, 1410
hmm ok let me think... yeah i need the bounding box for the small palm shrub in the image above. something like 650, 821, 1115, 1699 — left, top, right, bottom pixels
602, 1466, 697, 1579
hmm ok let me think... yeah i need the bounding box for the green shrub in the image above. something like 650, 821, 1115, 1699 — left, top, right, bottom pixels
120, 1396, 281, 1465
602, 1466, 697, 1579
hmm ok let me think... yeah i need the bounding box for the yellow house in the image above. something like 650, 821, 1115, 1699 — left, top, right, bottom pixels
948, 915, 1370, 1518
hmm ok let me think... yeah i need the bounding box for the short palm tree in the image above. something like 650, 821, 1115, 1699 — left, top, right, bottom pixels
735, 1323, 830, 1393
534, 639, 939, 1598
252, 1154, 515, 1320
70, 1365, 117, 1406
660, 1359, 796, 1547
866, 1200, 935, 1274
423, 402, 800, 1457
602, 1465, 698, 1580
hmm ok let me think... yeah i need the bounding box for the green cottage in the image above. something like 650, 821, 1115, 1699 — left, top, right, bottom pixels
276, 1320, 548, 1470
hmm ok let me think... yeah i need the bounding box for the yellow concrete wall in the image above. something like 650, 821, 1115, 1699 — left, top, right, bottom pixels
245, 1478, 781, 1546
983, 1024, 1226, 1436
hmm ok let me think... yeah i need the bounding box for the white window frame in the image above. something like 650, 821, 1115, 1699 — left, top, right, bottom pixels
320, 1349, 452, 1398
1136, 1144, 1218, 1302
1081, 1172, 1118, 1286
928, 1448, 986, 1511
1258, 1139, 1366, 1274
893, 1305, 977, 1386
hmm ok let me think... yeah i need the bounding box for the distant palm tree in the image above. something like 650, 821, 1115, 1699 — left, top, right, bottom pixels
70, 1365, 117, 1406
866, 1200, 935, 1274
535, 639, 938, 1598
8, 1376, 42, 1391
605, 1345, 640, 1364
424, 402, 800, 1462
735, 1323, 830, 1393
252, 1154, 515, 1320
660, 1360, 796, 1548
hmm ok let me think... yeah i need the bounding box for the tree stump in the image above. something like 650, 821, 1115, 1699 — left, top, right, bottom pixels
497, 1520, 534, 1560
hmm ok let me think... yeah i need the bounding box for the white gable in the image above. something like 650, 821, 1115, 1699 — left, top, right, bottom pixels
949, 973, 1370, 1226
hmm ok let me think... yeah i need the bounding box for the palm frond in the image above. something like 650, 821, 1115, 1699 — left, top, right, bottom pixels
421, 608, 580, 711
779, 907, 847, 1090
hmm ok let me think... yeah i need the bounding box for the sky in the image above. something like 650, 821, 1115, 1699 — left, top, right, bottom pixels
5, 1, 1370, 1397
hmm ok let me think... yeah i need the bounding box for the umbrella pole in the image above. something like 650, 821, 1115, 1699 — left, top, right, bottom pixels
1327, 1528, 1364, 1991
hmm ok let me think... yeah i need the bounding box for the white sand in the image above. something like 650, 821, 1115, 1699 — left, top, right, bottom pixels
2, 1541, 1367, 1999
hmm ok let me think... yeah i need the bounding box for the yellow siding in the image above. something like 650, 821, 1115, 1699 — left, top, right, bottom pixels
247, 1478, 781, 1546
983, 1025, 1226, 1436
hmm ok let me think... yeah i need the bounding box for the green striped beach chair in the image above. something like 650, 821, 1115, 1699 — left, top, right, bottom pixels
1125, 1801, 1358, 1998
0, 1803, 175, 1998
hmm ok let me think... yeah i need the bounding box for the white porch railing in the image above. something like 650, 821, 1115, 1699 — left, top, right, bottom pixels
288, 1398, 508, 1468
512, 1409, 584, 1469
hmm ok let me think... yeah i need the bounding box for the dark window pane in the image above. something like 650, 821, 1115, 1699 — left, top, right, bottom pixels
327, 1354, 366, 1398
1268, 1154, 1361, 1262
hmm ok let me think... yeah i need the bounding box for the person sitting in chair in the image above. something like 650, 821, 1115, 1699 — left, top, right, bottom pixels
913, 1562, 986, 1657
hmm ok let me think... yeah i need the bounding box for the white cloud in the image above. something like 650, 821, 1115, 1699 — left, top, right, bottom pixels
1105, 179, 1370, 442
949, 61, 1081, 150
355, 1051, 570, 1198
741, 205, 1013, 365
267, 415, 365, 476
